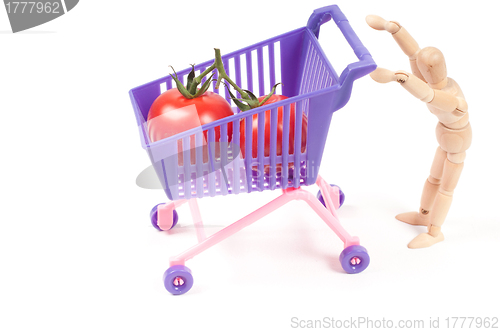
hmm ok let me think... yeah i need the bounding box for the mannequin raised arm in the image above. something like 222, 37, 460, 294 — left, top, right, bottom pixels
366, 15, 425, 81
370, 68, 467, 114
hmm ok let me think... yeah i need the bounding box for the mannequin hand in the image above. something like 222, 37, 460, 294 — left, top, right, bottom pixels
366, 15, 401, 34
370, 68, 409, 84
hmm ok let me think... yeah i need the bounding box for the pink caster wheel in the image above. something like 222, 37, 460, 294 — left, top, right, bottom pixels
150, 204, 178, 231
163, 265, 194, 295
316, 184, 345, 208
339, 245, 370, 274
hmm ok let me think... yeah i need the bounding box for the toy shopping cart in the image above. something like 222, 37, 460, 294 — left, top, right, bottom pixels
130, 5, 376, 295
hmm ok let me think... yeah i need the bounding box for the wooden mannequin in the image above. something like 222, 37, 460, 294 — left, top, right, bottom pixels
366, 15, 472, 248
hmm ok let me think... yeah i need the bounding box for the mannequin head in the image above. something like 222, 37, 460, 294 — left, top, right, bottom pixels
417, 47, 447, 85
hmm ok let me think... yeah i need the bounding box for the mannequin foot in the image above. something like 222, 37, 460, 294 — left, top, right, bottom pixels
395, 211, 429, 226
407, 230, 444, 249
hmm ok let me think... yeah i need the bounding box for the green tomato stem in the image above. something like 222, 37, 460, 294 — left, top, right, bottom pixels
173, 48, 267, 107
189, 49, 249, 100
212, 49, 249, 100
193, 64, 216, 86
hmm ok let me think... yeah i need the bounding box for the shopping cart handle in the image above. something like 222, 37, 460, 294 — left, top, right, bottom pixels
307, 5, 376, 87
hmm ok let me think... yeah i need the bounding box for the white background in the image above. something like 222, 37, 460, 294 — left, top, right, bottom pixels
1, 0, 499, 331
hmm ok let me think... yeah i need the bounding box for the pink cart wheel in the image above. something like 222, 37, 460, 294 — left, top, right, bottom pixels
150, 204, 178, 231
316, 184, 345, 208
163, 265, 193, 295
339, 245, 370, 274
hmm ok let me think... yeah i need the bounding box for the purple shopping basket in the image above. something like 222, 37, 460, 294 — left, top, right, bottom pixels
130, 5, 376, 201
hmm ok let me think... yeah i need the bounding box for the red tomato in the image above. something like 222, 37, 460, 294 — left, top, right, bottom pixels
239, 95, 307, 172
147, 88, 234, 164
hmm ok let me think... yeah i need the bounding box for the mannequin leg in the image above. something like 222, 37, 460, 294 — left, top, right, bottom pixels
396, 147, 446, 225
408, 154, 464, 248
